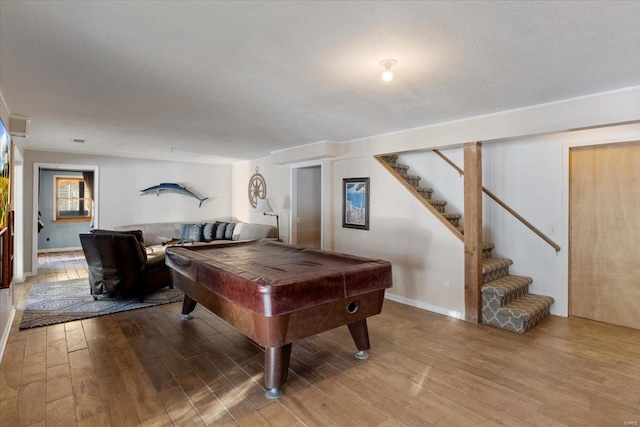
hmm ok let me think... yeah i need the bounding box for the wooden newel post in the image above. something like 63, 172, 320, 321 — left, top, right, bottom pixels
464, 142, 483, 323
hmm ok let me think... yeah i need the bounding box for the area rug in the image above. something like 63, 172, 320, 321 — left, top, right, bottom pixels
19, 279, 184, 330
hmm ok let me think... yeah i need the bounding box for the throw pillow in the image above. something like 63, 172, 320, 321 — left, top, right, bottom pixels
214, 222, 228, 240
202, 222, 218, 242
224, 222, 236, 240
232, 222, 245, 240
179, 223, 203, 241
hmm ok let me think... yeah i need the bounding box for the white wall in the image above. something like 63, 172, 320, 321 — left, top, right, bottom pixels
232, 87, 640, 320
394, 144, 564, 313
400, 147, 466, 227
482, 123, 640, 316
24, 150, 232, 274
232, 155, 466, 317
332, 156, 466, 315
340, 86, 640, 159
394, 144, 566, 316
231, 158, 290, 243
2, 86, 637, 360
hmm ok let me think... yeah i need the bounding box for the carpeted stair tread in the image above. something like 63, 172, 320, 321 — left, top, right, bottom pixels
392, 164, 409, 173
416, 186, 433, 193
426, 198, 448, 213
482, 257, 513, 274
483, 242, 494, 252
481, 275, 532, 297
417, 188, 434, 200
442, 212, 461, 220
426, 198, 447, 206
401, 173, 422, 181
496, 294, 554, 321
482, 242, 494, 259
381, 154, 398, 163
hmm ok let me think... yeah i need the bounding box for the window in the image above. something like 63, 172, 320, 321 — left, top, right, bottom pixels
55, 176, 91, 221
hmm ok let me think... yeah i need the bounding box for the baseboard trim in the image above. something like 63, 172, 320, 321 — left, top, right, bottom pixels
0, 306, 16, 364
38, 246, 83, 253
384, 293, 465, 320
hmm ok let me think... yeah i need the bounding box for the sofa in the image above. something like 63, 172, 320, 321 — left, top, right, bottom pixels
114, 221, 277, 255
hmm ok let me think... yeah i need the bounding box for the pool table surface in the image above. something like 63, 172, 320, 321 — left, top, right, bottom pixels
165, 240, 392, 398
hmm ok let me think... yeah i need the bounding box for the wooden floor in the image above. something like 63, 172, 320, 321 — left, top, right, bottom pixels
1, 253, 639, 426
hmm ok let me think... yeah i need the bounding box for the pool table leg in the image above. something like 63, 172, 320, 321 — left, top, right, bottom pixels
348, 319, 371, 360
264, 343, 292, 399
181, 295, 198, 321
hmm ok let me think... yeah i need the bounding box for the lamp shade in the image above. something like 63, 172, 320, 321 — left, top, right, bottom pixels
256, 198, 274, 213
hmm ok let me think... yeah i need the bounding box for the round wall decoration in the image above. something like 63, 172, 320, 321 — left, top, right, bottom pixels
248, 167, 267, 208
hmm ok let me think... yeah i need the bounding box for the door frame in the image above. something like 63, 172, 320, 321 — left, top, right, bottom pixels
567, 140, 640, 326
562, 129, 640, 317
32, 163, 99, 274
12, 149, 24, 283
290, 161, 326, 249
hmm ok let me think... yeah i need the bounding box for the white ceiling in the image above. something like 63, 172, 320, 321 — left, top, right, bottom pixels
1, 1, 639, 164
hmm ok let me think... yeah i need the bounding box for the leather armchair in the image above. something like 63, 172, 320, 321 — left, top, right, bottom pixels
79, 229, 172, 301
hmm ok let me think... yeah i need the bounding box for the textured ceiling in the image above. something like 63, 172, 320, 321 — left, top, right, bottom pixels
1, 1, 639, 163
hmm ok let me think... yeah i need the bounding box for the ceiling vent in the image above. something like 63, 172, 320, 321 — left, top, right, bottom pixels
8, 115, 29, 138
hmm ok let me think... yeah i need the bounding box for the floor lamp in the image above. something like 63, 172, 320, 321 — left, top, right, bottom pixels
256, 198, 280, 241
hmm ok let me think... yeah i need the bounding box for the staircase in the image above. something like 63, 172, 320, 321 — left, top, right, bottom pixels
378, 153, 554, 333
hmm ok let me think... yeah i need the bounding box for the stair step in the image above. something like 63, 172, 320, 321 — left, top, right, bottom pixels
426, 198, 447, 213
441, 212, 461, 228
442, 212, 461, 219
391, 164, 409, 174
488, 294, 554, 333
404, 176, 421, 187
498, 294, 554, 319
482, 242, 495, 259
482, 274, 532, 298
482, 257, 512, 282
481, 274, 532, 309
416, 188, 433, 200
416, 185, 433, 193
401, 173, 421, 181
380, 154, 398, 165
482, 257, 512, 274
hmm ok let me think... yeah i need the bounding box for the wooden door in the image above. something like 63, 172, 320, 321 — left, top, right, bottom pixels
570, 142, 640, 329
294, 166, 322, 249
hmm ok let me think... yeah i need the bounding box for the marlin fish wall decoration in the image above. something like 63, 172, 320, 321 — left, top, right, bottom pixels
140, 183, 209, 208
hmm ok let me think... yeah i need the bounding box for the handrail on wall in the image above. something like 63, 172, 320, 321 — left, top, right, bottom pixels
433, 150, 561, 254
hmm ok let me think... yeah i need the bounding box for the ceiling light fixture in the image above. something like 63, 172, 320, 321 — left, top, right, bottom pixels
380, 59, 397, 82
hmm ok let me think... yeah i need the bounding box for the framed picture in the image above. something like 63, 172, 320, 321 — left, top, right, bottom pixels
342, 177, 370, 230
0, 118, 10, 231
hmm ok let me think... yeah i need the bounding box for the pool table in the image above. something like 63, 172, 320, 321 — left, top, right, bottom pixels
165, 240, 392, 398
